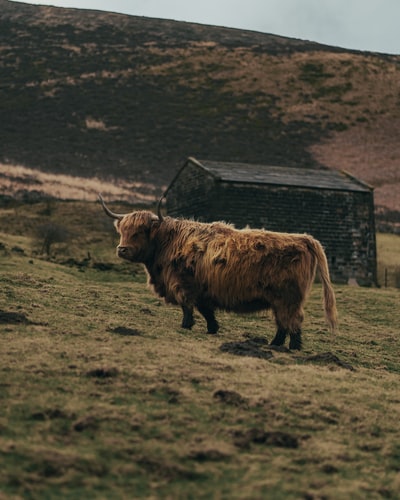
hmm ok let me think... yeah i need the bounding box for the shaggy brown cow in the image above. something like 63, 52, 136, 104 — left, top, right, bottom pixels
99, 195, 337, 350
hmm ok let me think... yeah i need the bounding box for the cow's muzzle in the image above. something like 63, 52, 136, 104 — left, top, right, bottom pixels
117, 246, 130, 259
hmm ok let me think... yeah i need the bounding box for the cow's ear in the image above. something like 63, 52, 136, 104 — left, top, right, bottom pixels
113, 219, 120, 230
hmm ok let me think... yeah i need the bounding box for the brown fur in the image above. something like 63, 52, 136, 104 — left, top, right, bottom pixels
114, 212, 338, 349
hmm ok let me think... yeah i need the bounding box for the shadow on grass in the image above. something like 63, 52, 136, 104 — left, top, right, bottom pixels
0, 310, 33, 325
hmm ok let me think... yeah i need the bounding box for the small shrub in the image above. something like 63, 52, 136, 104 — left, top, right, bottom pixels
35, 222, 70, 256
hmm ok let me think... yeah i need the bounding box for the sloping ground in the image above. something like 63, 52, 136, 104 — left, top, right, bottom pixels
0, 203, 400, 497
0, 0, 399, 225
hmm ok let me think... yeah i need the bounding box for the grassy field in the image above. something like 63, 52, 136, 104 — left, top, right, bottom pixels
1, 201, 400, 499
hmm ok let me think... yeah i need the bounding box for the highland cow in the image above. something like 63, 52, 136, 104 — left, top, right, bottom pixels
99, 194, 337, 350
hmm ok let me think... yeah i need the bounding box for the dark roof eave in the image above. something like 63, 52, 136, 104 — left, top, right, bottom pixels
188, 157, 372, 193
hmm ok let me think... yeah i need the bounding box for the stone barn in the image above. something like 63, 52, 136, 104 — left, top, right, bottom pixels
164, 157, 377, 285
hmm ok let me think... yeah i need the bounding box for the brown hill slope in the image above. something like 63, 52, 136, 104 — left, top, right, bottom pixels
0, 0, 399, 225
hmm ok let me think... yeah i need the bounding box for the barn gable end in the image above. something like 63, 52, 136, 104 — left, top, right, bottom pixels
165, 157, 377, 285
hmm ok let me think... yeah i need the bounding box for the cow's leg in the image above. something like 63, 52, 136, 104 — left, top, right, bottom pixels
196, 303, 219, 334
272, 301, 304, 350
270, 326, 287, 346
181, 305, 195, 329
289, 329, 302, 350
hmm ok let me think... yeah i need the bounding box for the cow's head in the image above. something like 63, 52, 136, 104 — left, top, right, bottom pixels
98, 194, 160, 263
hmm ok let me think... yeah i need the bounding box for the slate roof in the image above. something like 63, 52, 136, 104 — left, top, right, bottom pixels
192, 158, 372, 193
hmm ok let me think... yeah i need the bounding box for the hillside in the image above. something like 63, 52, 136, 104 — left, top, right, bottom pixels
1, 200, 400, 498
0, 0, 399, 226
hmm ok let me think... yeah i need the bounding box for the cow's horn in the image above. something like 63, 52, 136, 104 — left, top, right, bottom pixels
157, 195, 165, 222
98, 194, 125, 220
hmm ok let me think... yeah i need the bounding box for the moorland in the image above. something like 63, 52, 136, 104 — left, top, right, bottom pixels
0, 0, 399, 231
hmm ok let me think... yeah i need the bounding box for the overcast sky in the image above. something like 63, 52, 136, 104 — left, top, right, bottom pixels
13, 0, 400, 54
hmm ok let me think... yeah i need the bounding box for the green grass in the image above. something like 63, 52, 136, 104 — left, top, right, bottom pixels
1, 201, 400, 499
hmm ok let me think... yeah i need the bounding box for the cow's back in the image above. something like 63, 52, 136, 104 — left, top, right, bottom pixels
153, 219, 317, 311
195, 229, 317, 310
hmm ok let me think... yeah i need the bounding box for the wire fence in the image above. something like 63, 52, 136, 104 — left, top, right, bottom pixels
379, 268, 400, 288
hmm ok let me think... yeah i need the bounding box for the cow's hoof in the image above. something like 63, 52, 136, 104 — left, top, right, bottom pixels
181, 321, 195, 330
206, 322, 219, 334
288, 341, 302, 351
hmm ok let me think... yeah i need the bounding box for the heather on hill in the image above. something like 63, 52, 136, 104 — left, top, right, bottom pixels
0, 0, 399, 228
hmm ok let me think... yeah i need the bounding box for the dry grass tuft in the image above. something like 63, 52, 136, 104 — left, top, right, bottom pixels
0, 163, 159, 204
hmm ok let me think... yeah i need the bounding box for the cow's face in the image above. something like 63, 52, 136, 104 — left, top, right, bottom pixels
114, 211, 159, 263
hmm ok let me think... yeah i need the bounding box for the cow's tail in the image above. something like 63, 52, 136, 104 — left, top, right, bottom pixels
309, 238, 338, 333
